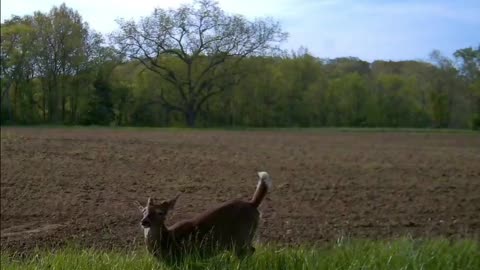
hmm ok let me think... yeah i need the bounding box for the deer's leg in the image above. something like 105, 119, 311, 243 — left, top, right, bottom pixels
235, 245, 255, 259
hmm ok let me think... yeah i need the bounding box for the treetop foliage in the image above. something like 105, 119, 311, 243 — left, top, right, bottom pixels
1, 1, 479, 129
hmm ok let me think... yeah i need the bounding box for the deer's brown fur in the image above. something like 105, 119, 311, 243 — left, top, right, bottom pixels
136, 171, 272, 261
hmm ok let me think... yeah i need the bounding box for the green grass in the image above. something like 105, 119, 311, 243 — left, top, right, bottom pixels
2, 238, 479, 270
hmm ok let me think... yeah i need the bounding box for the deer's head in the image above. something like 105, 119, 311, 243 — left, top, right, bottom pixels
136, 195, 179, 228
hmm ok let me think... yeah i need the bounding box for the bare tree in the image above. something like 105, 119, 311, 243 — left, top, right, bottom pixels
111, 0, 287, 126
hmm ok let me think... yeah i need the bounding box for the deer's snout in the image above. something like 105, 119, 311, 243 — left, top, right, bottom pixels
141, 218, 151, 227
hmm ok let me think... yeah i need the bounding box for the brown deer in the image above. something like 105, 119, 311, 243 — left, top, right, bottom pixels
135, 171, 272, 262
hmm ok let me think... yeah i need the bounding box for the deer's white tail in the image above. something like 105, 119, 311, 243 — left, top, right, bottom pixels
250, 171, 272, 208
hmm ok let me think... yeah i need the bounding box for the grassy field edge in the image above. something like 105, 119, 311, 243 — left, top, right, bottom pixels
1, 124, 479, 134
2, 238, 479, 270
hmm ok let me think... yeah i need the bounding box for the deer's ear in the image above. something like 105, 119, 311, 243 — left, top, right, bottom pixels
134, 201, 145, 212
147, 197, 154, 206
167, 194, 180, 210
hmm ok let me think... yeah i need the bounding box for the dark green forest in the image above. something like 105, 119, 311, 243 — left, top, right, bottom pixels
1, 1, 479, 128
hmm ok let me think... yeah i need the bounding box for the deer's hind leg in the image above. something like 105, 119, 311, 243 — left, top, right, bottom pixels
236, 237, 257, 258
235, 245, 255, 259
234, 214, 258, 259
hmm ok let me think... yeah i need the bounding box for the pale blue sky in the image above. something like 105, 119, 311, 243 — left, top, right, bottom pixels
1, 0, 479, 62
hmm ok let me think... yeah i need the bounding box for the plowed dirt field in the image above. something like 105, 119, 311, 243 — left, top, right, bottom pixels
1, 128, 479, 252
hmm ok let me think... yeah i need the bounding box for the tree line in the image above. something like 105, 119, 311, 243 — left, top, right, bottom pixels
1, 1, 479, 129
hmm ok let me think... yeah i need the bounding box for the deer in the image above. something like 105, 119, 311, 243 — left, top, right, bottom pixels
135, 171, 272, 262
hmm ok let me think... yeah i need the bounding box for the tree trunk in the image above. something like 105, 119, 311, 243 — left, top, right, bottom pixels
62, 88, 66, 124
62, 95, 66, 123
70, 95, 77, 124
185, 109, 197, 127
47, 77, 55, 122
2, 83, 14, 123
163, 106, 171, 127
42, 86, 46, 121
59, 76, 65, 123
12, 83, 18, 122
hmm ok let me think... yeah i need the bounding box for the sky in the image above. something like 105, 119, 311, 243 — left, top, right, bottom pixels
1, 0, 479, 62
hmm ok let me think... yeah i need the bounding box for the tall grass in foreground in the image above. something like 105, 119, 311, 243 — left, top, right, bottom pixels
2, 238, 479, 270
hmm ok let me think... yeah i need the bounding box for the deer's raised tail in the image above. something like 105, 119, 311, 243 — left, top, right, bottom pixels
250, 171, 272, 208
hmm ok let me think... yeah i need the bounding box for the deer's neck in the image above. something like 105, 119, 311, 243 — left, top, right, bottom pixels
144, 224, 172, 257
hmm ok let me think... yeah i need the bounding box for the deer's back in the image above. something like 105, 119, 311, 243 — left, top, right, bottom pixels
169, 199, 259, 248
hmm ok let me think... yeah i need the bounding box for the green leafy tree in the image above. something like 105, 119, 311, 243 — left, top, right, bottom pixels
0, 16, 36, 123
324, 73, 370, 126
83, 67, 115, 125
32, 4, 92, 122
112, 0, 287, 127
454, 45, 480, 129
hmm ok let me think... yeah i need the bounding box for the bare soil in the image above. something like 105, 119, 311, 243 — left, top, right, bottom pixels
1, 128, 479, 252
